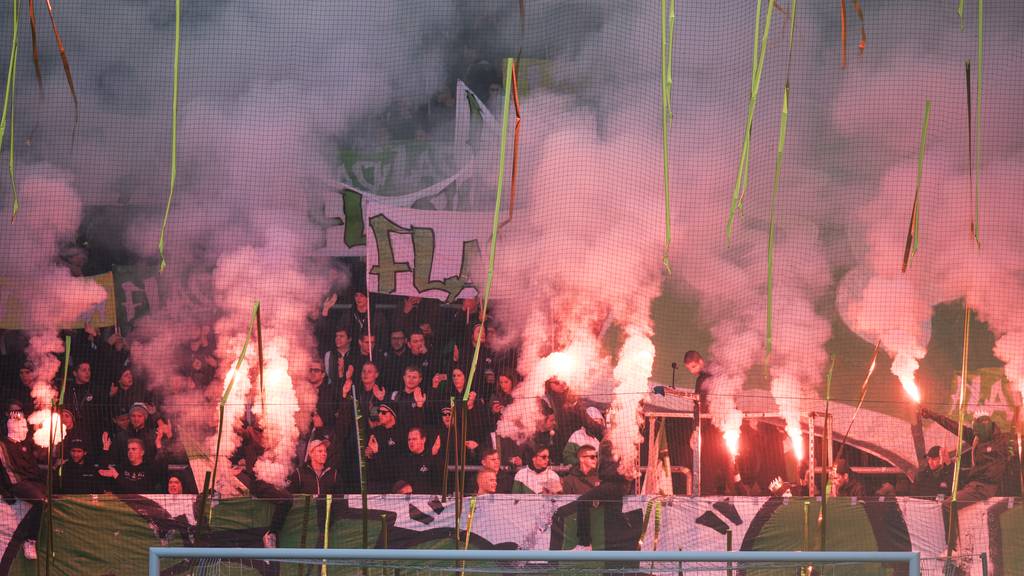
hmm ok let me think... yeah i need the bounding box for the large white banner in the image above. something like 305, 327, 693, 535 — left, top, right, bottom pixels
364, 196, 491, 303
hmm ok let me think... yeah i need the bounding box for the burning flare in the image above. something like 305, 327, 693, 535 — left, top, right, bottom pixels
723, 427, 741, 460
892, 353, 922, 403
787, 425, 804, 461
29, 410, 66, 448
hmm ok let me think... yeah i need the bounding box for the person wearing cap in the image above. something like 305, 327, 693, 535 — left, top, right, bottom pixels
912, 445, 953, 497
512, 445, 562, 494
564, 406, 604, 466
920, 407, 1015, 499
58, 437, 105, 494
289, 438, 339, 497
364, 403, 404, 492
830, 459, 866, 498
111, 402, 159, 464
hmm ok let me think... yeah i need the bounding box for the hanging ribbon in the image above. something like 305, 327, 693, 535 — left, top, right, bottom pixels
498, 62, 521, 229
321, 494, 333, 576
901, 100, 931, 273
819, 355, 835, 551
1, 0, 19, 220
351, 390, 369, 548
660, 0, 676, 271
852, 0, 866, 54
766, 0, 797, 357
947, 302, 971, 557
727, 0, 775, 239
206, 302, 258, 523
463, 496, 478, 550
158, 0, 182, 271
835, 341, 880, 461
973, 0, 982, 246
840, 0, 847, 68
464, 57, 513, 402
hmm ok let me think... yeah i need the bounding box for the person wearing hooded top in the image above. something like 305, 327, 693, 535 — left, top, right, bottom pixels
487, 372, 515, 433
512, 445, 562, 494
542, 377, 583, 464
435, 366, 489, 447
107, 367, 152, 424
58, 437, 106, 494
913, 445, 954, 498
111, 402, 160, 464
921, 408, 1016, 499
0, 412, 45, 559
64, 361, 103, 452
564, 406, 605, 466
561, 445, 601, 495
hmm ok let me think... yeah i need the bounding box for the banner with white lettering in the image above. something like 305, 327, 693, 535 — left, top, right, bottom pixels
363, 194, 489, 303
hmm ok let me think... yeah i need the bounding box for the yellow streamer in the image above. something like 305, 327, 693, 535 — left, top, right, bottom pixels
1, 0, 19, 220
464, 58, 513, 402
158, 0, 182, 271
322, 494, 333, 576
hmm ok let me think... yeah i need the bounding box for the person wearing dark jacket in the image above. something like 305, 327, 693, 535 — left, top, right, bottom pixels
921, 408, 1014, 499
58, 438, 106, 494
398, 427, 442, 494
561, 445, 600, 495
289, 439, 339, 496
0, 414, 45, 559
913, 445, 953, 497
100, 438, 165, 493
289, 438, 343, 544
831, 459, 866, 498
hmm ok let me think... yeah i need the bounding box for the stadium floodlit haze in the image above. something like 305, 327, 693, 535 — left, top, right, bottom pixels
0, 1, 1021, 575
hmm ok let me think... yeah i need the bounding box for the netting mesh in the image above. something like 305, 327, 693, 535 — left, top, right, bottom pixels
0, 1, 1022, 574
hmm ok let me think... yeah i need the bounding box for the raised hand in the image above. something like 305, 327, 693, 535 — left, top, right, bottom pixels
321, 293, 339, 317
467, 391, 477, 408
102, 432, 112, 452
373, 385, 386, 401
413, 387, 426, 407
432, 434, 441, 456
432, 373, 446, 390
366, 435, 379, 458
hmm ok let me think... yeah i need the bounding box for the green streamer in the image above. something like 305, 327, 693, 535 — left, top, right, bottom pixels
1, 0, 19, 221
321, 494, 333, 576
206, 302, 258, 522
464, 57, 513, 402
727, 0, 775, 239
973, 0, 982, 246
58, 335, 71, 406
901, 100, 930, 273
660, 0, 676, 273
766, 0, 797, 357
158, 0, 182, 271
957, 0, 964, 31
766, 87, 788, 357
351, 389, 369, 548
820, 355, 835, 551
947, 302, 971, 556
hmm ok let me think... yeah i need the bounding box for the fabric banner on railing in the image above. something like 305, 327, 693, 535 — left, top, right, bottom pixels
0, 495, 1010, 575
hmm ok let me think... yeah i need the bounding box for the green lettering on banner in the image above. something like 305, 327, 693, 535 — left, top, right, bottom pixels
410, 229, 476, 303
342, 188, 366, 247
368, 214, 479, 303
368, 214, 413, 294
